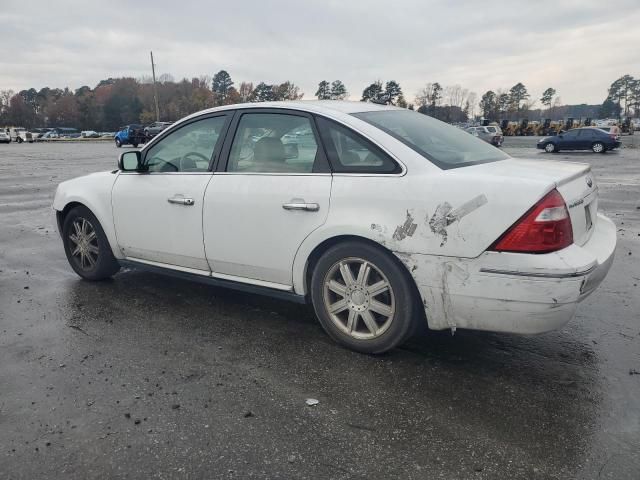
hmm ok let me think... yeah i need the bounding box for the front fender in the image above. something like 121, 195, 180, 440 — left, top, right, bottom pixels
53, 171, 123, 259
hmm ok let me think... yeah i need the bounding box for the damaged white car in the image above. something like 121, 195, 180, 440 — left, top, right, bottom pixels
53, 101, 616, 353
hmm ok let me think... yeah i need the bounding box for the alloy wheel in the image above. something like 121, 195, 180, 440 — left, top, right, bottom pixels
322, 257, 396, 340
68, 217, 99, 270
592, 142, 604, 153
545, 143, 555, 153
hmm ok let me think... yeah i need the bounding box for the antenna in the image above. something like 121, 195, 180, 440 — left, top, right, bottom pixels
150, 51, 160, 122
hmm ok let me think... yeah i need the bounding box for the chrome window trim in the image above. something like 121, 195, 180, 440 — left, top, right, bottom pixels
118, 172, 213, 176
214, 172, 331, 176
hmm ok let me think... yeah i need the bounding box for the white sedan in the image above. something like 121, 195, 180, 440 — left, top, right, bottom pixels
53, 101, 616, 353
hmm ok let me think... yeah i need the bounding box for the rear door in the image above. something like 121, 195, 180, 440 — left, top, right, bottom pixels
559, 129, 579, 150
575, 129, 591, 150
202, 109, 331, 287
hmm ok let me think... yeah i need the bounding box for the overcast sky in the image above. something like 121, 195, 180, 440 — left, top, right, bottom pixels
1, 0, 638, 105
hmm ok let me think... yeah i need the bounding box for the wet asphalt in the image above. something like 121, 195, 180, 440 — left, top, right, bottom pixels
0, 139, 639, 479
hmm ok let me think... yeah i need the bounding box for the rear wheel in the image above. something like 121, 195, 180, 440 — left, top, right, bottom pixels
310, 241, 418, 354
62, 206, 120, 280
592, 142, 606, 153
131, 142, 139, 148
544, 142, 556, 153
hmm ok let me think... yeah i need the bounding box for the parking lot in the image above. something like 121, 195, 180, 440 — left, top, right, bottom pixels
1, 139, 639, 479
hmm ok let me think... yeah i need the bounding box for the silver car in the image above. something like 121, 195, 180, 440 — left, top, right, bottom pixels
465, 126, 504, 147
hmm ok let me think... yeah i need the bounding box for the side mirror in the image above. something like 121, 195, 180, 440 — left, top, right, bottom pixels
118, 151, 142, 171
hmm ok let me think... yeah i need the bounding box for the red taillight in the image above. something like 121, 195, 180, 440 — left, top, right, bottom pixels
490, 189, 573, 254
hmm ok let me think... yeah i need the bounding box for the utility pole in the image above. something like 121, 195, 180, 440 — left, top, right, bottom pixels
150, 51, 160, 122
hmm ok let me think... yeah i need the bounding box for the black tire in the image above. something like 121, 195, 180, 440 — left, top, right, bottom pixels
592, 142, 606, 154
16, 137, 23, 144
115, 138, 122, 148
62, 206, 120, 281
310, 241, 419, 354
544, 142, 556, 153
131, 143, 139, 148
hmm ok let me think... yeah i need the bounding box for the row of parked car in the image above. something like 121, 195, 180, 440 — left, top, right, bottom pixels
464, 123, 622, 153
0, 127, 116, 143
1, 121, 174, 145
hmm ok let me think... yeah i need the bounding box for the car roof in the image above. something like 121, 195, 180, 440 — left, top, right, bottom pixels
185, 100, 403, 118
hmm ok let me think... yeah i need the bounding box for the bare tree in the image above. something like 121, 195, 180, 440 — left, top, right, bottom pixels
444, 84, 467, 109
415, 83, 442, 108
238, 82, 254, 102
158, 73, 175, 84
467, 91, 477, 119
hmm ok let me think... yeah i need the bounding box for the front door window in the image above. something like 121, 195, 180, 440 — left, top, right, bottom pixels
145, 116, 228, 172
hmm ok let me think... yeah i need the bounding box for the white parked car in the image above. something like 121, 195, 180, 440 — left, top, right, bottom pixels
53, 101, 616, 353
0, 130, 10, 143
8, 127, 32, 143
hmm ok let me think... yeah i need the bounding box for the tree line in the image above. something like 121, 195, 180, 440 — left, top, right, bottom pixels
0, 71, 305, 130
0, 70, 637, 130
477, 75, 640, 121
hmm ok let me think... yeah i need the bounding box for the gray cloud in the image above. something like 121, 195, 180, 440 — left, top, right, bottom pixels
1, 0, 639, 104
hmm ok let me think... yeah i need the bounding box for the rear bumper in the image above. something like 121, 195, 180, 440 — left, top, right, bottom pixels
405, 213, 616, 333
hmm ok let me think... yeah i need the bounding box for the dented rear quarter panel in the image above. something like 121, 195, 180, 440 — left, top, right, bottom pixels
292, 160, 558, 295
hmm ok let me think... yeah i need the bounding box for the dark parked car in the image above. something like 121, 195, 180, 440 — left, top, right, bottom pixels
537, 127, 621, 153
144, 121, 173, 138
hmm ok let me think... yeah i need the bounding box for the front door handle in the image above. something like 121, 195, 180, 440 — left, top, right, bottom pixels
168, 196, 195, 206
282, 202, 320, 212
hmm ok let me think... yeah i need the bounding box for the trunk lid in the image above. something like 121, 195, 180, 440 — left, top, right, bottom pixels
461, 158, 597, 246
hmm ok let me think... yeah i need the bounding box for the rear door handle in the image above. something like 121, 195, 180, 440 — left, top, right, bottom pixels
282, 202, 319, 212
168, 196, 195, 206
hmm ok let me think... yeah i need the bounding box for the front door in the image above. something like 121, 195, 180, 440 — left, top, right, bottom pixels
203, 110, 331, 287
112, 114, 230, 272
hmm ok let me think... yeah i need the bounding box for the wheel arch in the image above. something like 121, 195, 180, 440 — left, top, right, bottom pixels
55, 199, 122, 258
296, 233, 428, 327
53, 173, 123, 259
56, 201, 84, 235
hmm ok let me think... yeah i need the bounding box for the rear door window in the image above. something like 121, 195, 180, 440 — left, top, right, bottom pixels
316, 117, 401, 174
227, 113, 320, 173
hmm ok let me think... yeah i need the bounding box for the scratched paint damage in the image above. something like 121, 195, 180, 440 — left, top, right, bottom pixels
392, 210, 418, 241
428, 194, 488, 246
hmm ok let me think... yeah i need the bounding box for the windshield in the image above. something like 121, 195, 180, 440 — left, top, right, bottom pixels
353, 110, 509, 169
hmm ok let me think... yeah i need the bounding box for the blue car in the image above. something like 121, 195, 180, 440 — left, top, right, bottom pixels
537, 127, 621, 153
114, 124, 146, 148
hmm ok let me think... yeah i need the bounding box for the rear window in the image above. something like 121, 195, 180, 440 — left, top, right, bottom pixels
353, 110, 509, 169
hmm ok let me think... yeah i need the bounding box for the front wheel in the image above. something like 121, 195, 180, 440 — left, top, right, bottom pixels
592, 142, 606, 153
115, 138, 122, 148
310, 241, 418, 354
16, 137, 23, 144
62, 206, 120, 280
544, 142, 556, 153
